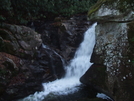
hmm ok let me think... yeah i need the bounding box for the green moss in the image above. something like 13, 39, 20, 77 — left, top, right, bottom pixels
88, 0, 107, 17
88, 0, 134, 19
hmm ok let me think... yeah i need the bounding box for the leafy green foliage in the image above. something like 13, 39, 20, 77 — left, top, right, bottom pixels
0, 0, 98, 24
0, 0, 12, 21
0, 0, 12, 11
117, 0, 134, 12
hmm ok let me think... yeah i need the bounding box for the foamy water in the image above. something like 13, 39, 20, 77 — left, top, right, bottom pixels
19, 23, 97, 101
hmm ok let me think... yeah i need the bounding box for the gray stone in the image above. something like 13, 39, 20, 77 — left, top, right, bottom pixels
87, 0, 134, 101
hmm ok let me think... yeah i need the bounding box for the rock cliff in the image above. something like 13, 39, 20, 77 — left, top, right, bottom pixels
81, 0, 134, 101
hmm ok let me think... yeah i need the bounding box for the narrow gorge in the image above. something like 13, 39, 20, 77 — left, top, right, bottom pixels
0, 0, 134, 101
19, 23, 97, 101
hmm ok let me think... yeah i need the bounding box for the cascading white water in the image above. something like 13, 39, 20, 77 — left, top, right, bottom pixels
42, 43, 66, 66
65, 23, 97, 78
20, 23, 97, 101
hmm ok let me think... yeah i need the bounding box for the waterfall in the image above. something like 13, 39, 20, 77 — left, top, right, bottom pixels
20, 23, 97, 101
65, 23, 97, 78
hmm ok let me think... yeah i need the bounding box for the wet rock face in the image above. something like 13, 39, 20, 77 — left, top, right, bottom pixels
93, 22, 132, 101
85, 0, 134, 101
0, 23, 66, 100
80, 64, 107, 92
35, 15, 93, 62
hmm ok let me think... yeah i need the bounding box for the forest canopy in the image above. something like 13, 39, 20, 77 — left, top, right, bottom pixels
0, 0, 98, 24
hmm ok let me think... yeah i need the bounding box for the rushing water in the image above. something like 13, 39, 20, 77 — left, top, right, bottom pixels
19, 23, 97, 101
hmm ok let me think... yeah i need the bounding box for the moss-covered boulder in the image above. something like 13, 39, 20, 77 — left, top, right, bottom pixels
88, 0, 134, 22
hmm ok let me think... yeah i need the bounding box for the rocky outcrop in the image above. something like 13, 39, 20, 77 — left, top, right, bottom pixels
0, 23, 42, 57
0, 23, 44, 100
35, 15, 93, 62
80, 64, 109, 96
80, 0, 134, 101
0, 23, 65, 101
0, 15, 94, 100
88, 0, 134, 23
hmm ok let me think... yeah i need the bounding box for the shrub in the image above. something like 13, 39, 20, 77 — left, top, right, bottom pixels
0, 0, 98, 24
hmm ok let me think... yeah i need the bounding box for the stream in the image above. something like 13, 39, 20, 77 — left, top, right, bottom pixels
17, 23, 111, 101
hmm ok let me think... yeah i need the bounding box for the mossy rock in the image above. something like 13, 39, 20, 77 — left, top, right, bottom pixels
88, 0, 134, 21
88, 0, 107, 18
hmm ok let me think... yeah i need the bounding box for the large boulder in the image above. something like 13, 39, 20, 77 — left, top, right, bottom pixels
80, 64, 111, 97
87, 0, 134, 22
0, 23, 42, 58
0, 23, 44, 100
0, 23, 65, 100
80, 0, 134, 101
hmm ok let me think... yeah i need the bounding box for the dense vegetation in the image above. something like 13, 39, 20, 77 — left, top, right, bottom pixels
0, 0, 98, 24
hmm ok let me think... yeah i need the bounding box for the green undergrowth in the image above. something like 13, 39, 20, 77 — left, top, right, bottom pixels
0, 0, 98, 25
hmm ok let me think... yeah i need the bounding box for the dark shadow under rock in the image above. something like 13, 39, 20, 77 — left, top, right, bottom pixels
80, 64, 114, 101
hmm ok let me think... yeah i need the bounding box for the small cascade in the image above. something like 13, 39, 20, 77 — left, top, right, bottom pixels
96, 93, 114, 101
42, 43, 66, 66
19, 23, 97, 101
